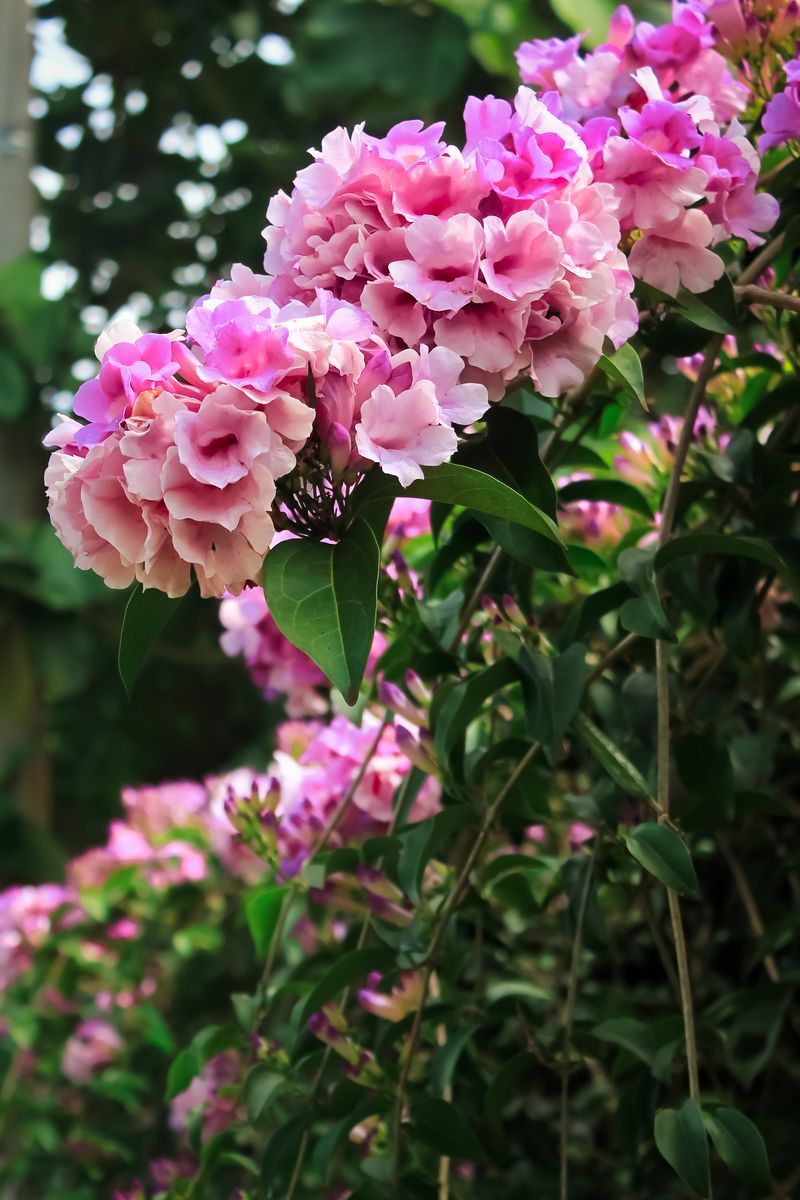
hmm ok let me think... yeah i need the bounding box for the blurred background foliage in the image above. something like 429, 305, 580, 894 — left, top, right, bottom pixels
0, 0, 668, 884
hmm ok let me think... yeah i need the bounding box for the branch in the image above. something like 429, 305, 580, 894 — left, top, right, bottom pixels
734, 284, 800, 314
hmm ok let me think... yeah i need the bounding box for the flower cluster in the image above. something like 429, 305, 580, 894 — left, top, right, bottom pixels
45, 285, 485, 595
1, 704, 438, 1194
516, 3, 779, 295
225, 712, 439, 878
262, 97, 636, 399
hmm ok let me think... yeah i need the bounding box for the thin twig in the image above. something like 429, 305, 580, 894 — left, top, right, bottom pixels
738, 232, 786, 287
392, 740, 542, 1192
560, 837, 600, 1200
447, 545, 503, 655
585, 631, 640, 685
734, 284, 800, 314
719, 834, 781, 984
655, 637, 700, 1103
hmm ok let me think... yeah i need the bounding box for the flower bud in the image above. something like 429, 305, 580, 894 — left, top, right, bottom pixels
395, 724, 437, 773
326, 421, 352, 477
404, 668, 430, 705
379, 680, 425, 726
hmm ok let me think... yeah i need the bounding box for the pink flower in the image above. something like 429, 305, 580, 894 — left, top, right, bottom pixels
355, 380, 457, 486
367, 119, 447, 168
185, 298, 295, 396
173, 386, 293, 489
759, 76, 800, 152
481, 210, 564, 301
62, 1019, 122, 1083
388, 214, 483, 313
72, 332, 182, 446
386, 497, 431, 541
628, 209, 724, 295
601, 133, 708, 231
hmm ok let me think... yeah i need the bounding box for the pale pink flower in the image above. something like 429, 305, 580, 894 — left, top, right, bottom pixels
388, 214, 483, 313
355, 381, 457, 486
628, 209, 724, 295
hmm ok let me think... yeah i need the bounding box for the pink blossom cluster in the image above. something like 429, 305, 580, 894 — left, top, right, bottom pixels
0, 884, 80, 990
226, 712, 440, 878
45, 283, 484, 594
516, 3, 779, 296
67, 778, 255, 891
261, 96, 636, 399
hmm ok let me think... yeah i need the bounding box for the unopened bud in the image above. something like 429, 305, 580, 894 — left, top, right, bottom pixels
327, 422, 352, 476
404, 669, 430, 706
379, 680, 425, 726
395, 724, 437, 773
502, 594, 527, 628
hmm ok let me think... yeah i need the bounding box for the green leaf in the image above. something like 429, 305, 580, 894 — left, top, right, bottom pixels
703, 1107, 771, 1188
165, 1025, 240, 1101
655, 533, 795, 590
677, 273, 739, 333
405, 462, 562, 543
410, 1097, 484, 1160
261, 1114, 314, 1196
518, 644, 588, 747
117, 584, 182, 697
619, 547, 675, 642
245, 885, 288, 958
434, 659, 519, 767
456, 407, 571, 573
674, 732, 734, 812
559, 478, 653, 519
654, 1100, 710, 1196
598, 343, 647, 409
593, 1018, 656, 1067
572, 711, 653, 800
244, 1066, 285, 1124
262, 514, 383, 705
299, 948, 393, 1028
625, 824, 699, 897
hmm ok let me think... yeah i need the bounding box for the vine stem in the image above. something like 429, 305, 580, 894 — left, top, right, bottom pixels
391, 739, 542, 1193
559, 836, 600, 1200
653, 329, 729, 1107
